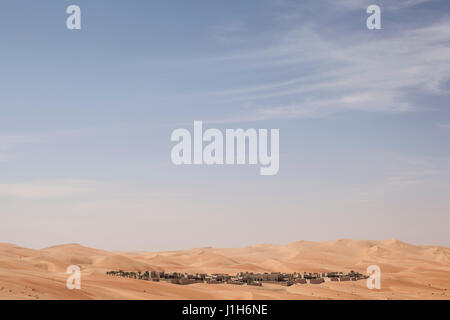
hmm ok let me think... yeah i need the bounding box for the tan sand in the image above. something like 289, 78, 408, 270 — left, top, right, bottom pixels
0, 239, 448, 300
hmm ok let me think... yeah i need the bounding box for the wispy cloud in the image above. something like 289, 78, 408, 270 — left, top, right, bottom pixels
0, 180, 100, 199
0, 179, 176, 200
0, 134, 44, 145
0, 133, 45, 162
438, 123, 450, 129
382, 154, 450, 186
332, 0, 433, 10
207, 21, 248, 45
192, 20, 450, 123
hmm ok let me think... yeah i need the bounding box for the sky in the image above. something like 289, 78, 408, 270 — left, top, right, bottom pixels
0, 0, 449, 251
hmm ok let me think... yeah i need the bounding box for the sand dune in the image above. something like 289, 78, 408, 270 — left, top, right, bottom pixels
0, 239, 448, 300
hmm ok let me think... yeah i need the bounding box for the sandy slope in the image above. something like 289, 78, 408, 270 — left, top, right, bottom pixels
0, 239, 448, 300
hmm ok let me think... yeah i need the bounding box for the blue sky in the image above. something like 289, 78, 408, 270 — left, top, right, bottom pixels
1, 0, 450, 250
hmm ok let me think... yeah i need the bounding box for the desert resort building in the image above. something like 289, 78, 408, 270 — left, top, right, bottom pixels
106, 270, 369, 287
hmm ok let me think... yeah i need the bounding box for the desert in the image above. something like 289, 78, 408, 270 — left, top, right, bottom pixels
0, 239, 448, 300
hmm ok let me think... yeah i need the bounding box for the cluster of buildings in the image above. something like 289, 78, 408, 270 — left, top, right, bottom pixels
106, 270, 368, 286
